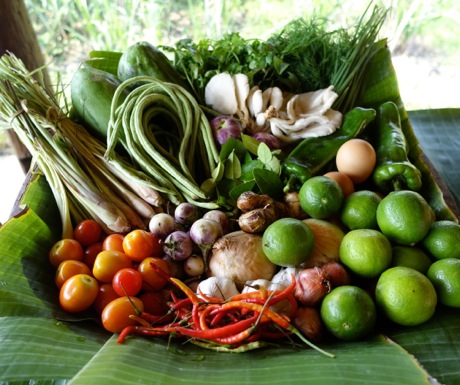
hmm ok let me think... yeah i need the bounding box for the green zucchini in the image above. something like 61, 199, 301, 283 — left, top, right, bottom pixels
70, 65, 129, 141
117, 41, 191, 92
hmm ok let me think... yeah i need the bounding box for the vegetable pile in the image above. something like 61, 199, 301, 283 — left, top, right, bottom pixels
1, 4, 459, 358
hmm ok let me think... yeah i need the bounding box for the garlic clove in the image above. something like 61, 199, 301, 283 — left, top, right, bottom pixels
197, 276, 239, 301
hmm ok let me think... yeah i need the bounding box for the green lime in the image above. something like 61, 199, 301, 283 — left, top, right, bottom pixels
375, 266, 437, 326
320, 285, 376, 341
421, 220, 460, 260
298, 176, 344, 219
262, 218, 314, 267
391, 245, 432, 274
339, 229, 392, 278
340, 190, 382, 230
376, 190, 433, 246
427, 258, 460, 308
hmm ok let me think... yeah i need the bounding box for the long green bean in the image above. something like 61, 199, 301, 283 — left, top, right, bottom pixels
106, 76, 221, 208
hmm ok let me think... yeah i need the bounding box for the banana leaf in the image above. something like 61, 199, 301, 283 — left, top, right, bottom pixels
1, 42, 460, 385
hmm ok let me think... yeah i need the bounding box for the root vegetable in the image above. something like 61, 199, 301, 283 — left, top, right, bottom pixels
292, 306, 324, 342
238, 204, 278, 233
295, 267, 331, 306
207, 231, 277, 289
322, 260, 351, 288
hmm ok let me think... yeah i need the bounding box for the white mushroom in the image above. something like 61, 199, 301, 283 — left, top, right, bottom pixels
232, 73, 251, 127
204, 72, 238, 115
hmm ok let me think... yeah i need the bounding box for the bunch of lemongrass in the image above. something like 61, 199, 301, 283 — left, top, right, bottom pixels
0, 53, 165, 238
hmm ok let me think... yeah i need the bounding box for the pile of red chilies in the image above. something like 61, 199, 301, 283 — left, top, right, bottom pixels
117, 265, 335, 357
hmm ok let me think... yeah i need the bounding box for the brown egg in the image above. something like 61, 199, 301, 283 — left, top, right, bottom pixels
335, 139, 376, 184
323, 171, 355, 197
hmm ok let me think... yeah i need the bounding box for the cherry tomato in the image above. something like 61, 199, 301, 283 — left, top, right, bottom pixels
59, 273, 99, 313
112, 268, 143, 297
83, 241, 103, 270
137, 257, 170, 291
123, 229, 163, 262
73, 219, 103, 246
92, 250, 133, 283
139, 291, 169, 316
49, 238, 84, 268
102, 233, 125, 252
101, 296, 144, 333
93, 283, 120, 315
55, 259, 92, 289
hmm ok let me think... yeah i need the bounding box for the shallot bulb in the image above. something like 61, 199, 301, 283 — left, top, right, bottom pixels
252, 131, 282, 149
292, 306, 324, 342
295, 267, 331, 306
321, 261, 351, 288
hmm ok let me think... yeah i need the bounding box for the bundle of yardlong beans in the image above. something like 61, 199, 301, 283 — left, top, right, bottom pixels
105, 76, 221, 208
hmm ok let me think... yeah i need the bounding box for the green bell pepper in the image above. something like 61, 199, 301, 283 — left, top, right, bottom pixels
282, 107, 377, 190
372, 101, 422, 193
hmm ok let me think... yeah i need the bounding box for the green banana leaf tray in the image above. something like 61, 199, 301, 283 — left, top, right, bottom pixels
0, 44, 459, 385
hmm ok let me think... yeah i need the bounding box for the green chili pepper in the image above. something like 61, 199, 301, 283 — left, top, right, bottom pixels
282, 107, 377, 190
372, 101, 422, 193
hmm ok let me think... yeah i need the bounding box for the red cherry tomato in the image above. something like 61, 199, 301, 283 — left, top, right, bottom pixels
49, 238, 84, 268
112, 267, 143, 297
139, 291, 169, 316
137, 257, 170, 291
73, 219, 103, 246
102, 233, 125, 252
55, 259, 92, 289
59, 273, 99, 313
83, 241, 103, 270
122, 229, 163, 262
92, 250, 132, 283
101, 296, 144, 333
93, 283, 120, 315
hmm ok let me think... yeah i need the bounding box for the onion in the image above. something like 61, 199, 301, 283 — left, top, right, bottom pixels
163, 230, 193, 261
210, 115, 243, 145
148, 213, 175, 239
295, 267, 331, 306
207, 231, 276, 289
322, 261, 351, 288
292, 306, 324, 342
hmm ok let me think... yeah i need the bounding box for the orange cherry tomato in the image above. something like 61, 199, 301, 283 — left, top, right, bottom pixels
101, 296, 144, 333
92, 250, 133, 283
49, 238, 84, 268
55, 259, 92, 289
123, 229, 163, 262
93, 283, 120, 315
59, 273, 99, 313
102, 233, 125, 252
73, 219, 103, 246
137, 257, 170, 291
139, 291, 169, 316
83, 241, 103, 270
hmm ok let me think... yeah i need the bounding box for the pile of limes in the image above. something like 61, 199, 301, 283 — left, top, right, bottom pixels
261, 157, 460, 342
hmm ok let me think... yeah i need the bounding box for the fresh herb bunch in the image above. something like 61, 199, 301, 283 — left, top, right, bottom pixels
162, 4, 388, 113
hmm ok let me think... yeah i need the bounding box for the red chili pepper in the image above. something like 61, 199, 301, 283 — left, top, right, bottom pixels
173, 314, 258, 341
